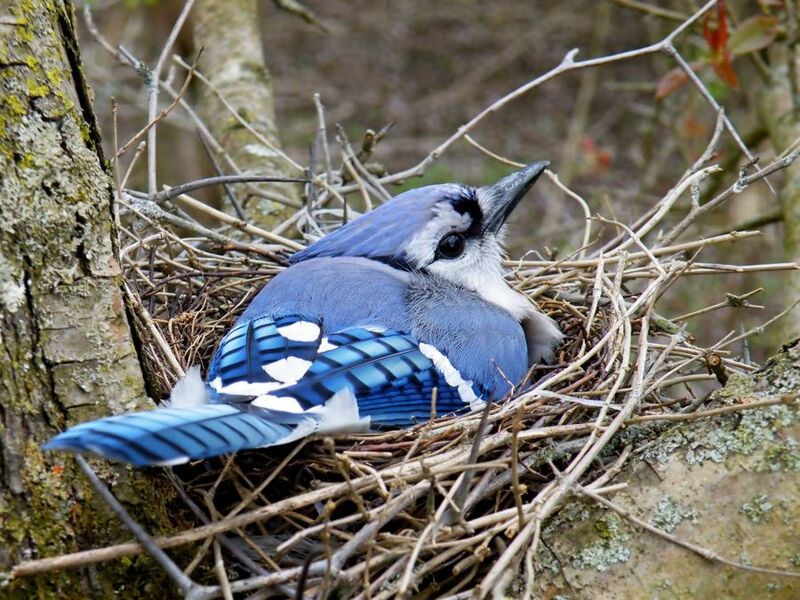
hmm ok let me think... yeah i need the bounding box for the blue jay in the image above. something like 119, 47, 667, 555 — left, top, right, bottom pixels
45, 162, 562, 467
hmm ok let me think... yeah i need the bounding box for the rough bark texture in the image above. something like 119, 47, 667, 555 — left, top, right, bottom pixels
757, 59, 800, 339
193, 0, 300, 227
0, 1, 176, 597
533, 342, 800, 599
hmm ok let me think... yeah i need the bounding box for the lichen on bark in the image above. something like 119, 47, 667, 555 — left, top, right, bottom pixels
533, 341, 800, 600
0, 1, 178, 596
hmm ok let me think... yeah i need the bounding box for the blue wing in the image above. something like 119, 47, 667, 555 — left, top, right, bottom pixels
209, 313, 483, 426
44, 314, 485, 467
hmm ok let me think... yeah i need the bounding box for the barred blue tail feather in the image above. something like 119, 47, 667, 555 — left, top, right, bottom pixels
43, 404, 303, 467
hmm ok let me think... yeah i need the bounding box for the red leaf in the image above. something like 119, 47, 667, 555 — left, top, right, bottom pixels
713, 57, 739, 87
703, 1, 730, 58
703, 1, 738, 89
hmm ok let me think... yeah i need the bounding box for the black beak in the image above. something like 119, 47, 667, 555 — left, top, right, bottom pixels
480, 161, 549, 234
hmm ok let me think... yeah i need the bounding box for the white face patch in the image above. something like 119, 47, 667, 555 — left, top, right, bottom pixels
263, 356, 312, 383
404, 203, 472, 267
252, 394, 305, 413
404, 198, 533, 321
419, 342, 483, 409
277, 321, 320, 342
318, 337, 338, 353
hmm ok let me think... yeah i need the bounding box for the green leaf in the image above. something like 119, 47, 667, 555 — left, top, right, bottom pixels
728, 16, 779, 55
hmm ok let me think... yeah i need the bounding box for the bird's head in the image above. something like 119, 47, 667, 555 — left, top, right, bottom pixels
291, 162, 549, 321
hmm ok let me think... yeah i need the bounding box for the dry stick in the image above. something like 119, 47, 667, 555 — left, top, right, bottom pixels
447, 398, 494, 523
197, 132, 247, 220
510, 253, 663, 414
147, 0, 195, 196
510, 405, 525, 533
658, 148, 800, 249
152, 175, 309, 206
13, 440, 473, 576
120, 142, 147, 192
313, 93, 335, 185
625, 262, 800, 278
335, 0, 718, 193
663, 44, 773, 194
172, 55, 305, 175
122, 195, 285, 258
14, 395, 789, 581
610, 166, 720, 255
477, 269, 666, 596
628, 395, 798, 424
577, 484, 800, 579
596, 215, 666, 277
673, 287, 764, 322
166, 473, 270, 579
211, 486, 428, 598
75, 456, 211, 597
119, 48, 202, 158
578, 270, 633, 463
212, 540, 233, 600
123, 282, 184, 378
84, 13, 294, 214
167, 189, 303, 250
511, 230, 761, 269
713, 298, 800, 352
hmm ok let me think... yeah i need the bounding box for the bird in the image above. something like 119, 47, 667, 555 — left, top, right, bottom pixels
44, 162, 562, 467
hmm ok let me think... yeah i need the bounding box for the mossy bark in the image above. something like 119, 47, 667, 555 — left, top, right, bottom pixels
0, 2, 178, 597
193, 0, 301, 227
533, 342, 800, 599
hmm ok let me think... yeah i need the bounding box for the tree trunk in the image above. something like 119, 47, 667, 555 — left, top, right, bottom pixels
533, 343, 800, 599
193, 0, 301, 228
757, 57, 800, 339
0, 1, 175, 596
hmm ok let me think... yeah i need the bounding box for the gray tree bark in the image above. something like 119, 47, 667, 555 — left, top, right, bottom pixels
533, 343, 800, 599
193, 0, 301, 228
757, 66, 800, 340
0, 1, 174, 596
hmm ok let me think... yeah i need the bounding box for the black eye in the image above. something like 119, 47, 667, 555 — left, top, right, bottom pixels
436, 233, 466, 259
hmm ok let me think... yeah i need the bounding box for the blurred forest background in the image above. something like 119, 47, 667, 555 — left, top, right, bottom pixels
81, 0, 793, 361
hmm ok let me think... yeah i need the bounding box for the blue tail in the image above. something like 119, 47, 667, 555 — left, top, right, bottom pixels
43, 404, 299, 467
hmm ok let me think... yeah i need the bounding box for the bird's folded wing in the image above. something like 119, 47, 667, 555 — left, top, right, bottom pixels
44, 315, 487, 467
208, 314, 484, 426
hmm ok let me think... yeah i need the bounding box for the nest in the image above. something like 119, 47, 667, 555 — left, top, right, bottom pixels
105, 154, 789, 599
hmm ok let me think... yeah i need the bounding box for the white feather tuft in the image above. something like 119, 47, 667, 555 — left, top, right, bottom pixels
309, 388, 371, 434
167, 366, 210, 408
523, 311, 564, 364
